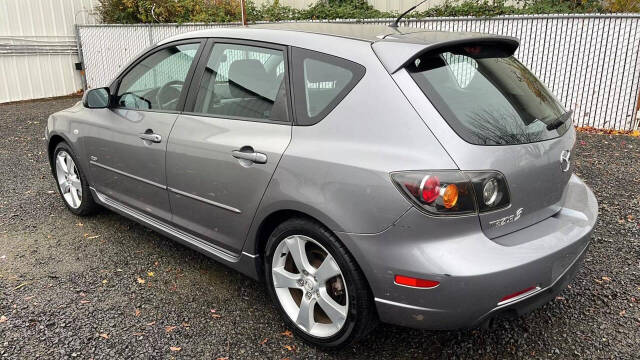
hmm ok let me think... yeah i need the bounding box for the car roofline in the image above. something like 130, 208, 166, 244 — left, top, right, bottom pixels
156, 23, 519, 74
158, 23, 517, 47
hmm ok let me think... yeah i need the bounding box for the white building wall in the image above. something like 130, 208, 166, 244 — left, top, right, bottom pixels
0, 0, 99, 103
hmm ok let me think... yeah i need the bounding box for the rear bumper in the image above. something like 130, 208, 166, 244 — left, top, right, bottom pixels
336, 174, 597, 330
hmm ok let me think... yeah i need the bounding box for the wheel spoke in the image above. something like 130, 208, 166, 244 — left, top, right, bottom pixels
285, 235, 313, 274
56, 154, 68, 174
296, 295, 316, 332
315, 254, 340, 283
70, 177, 81, 190
317, 288, 347, 325
58, 179, 70, 192
272, 266, 301, 289
70, 187, 81, 207
65, 155, 73, 176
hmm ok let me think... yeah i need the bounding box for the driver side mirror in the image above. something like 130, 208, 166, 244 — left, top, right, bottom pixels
83, 87, 111, 109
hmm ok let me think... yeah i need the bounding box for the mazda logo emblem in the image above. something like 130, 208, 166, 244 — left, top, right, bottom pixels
560, 150, 571, 172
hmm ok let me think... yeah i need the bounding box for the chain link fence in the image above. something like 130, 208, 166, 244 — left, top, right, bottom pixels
78, 14, 640, 130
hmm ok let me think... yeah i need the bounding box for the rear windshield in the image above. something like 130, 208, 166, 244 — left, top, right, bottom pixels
408, 46, 570, 145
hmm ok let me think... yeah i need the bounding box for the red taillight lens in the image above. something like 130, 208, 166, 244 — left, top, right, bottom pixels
420, 176, 440, 203
395, 275, 440, 288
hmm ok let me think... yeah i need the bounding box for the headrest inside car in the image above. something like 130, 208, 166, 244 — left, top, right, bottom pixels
228, 59, 275, 101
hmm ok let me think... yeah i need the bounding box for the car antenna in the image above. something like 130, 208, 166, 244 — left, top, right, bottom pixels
389, 0, 429, 28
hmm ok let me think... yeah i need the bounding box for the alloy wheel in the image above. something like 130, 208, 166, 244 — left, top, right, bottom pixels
55, 150, 83, 209
271, 234, 348, 338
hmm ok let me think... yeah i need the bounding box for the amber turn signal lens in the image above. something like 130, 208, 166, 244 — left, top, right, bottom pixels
442, 184, 459, 209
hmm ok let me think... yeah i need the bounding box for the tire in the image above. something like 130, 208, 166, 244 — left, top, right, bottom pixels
52, 142, 99, 216
264, 217, 377, 349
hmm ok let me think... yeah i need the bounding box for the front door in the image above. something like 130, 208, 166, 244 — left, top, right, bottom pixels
86, 41, 203, 221
166, 40, 292, 254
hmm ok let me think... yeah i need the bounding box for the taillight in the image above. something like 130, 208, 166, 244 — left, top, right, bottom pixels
391, 170, 510, 216
391, 171, 475, 215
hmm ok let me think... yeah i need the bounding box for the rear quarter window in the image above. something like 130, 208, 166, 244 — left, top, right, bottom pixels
408, 46, 570, 145
291, 47, 365, 126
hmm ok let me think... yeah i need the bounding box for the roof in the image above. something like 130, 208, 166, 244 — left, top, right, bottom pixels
251, 22, 517, 47
161, 22, 519, 74
252, 23, 519, 73
250, 22, 407, 42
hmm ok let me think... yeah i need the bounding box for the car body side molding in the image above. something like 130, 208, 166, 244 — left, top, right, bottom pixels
90, 160, 167, 190
90, 188, 261, 279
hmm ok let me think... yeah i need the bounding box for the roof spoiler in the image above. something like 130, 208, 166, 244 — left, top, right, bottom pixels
373, 36, 519, 74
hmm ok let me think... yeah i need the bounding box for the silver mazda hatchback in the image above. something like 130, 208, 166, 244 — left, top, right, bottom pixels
46, 23, 598, 348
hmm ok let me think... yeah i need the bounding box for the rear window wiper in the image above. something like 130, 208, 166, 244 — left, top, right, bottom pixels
546, 110, 573, 131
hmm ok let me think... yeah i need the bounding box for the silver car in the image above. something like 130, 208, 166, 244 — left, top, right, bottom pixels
46, 23, 598, 348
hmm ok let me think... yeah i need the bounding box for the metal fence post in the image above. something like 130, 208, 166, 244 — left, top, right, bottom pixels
74, 24, 87, 91
634, 84, 640, 130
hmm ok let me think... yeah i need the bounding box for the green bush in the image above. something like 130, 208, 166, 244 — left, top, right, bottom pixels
246, 0, 389, 22
246, 0, 301, 22
96, 0, 241, 23
96, 0, 634, 24
605, 0, 640, 12
415, 0, 604, 17
301, 0, 389, 20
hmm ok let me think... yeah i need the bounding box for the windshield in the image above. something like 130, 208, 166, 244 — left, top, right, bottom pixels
408, 46, 570, 145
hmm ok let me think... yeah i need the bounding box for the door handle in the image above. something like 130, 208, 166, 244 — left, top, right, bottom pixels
139, 132, 162, 143
232, 150, 267, 164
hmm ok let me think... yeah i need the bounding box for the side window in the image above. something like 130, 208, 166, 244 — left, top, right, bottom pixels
192, 43, 288, 122
116, 43, 200, 111
291, 47, 365, 126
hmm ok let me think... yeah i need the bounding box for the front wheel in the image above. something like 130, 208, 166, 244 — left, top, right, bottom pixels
264, 218, 377, 349
53, 142, 98, 216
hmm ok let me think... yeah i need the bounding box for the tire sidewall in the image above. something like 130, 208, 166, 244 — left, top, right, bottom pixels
264, 219, 360, 348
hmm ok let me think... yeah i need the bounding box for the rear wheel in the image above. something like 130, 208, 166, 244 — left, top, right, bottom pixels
264, 218, 377, 349
53, 142, 98, 216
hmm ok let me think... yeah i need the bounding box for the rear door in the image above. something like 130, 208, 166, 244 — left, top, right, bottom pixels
86, 40, 203, 221
391, 44, 575, 239
165, 39, 292, 254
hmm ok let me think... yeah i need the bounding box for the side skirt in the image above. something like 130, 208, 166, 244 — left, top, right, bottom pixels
90, 188, 260, 280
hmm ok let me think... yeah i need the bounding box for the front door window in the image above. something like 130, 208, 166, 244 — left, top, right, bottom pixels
116, 43, 200, 111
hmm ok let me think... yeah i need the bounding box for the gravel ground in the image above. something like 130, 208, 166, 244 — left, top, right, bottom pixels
0, 97, 638, 359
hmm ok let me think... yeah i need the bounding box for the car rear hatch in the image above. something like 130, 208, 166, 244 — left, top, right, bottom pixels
375, 32, 576, 239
